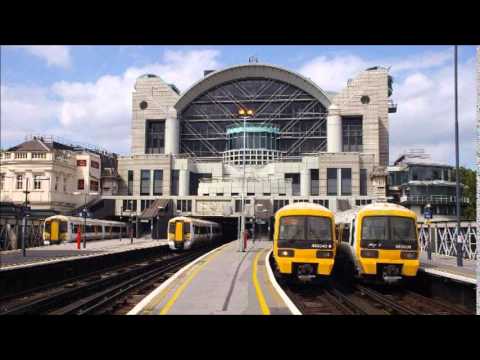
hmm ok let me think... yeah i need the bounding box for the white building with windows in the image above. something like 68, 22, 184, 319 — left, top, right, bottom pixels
0, 136, 118, 213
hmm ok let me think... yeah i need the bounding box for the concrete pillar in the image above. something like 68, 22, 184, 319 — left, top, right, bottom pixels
165, 107, 179, 155
300, 169, 311, 197
179, 169, 190, 196
327, 104, 342, 153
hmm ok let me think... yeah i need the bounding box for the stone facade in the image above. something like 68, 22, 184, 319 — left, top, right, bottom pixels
116, 63, 394, 216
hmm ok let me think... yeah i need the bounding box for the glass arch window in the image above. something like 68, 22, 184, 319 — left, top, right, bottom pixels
180, 77, 328, 157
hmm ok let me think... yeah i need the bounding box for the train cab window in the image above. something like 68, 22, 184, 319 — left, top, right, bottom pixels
45, 221, 51, 233
169, 222, 175, 234
307, 217, 332, 241
59, 222, 67, 233
391, 217, 416, 243
184, 224, 190, 235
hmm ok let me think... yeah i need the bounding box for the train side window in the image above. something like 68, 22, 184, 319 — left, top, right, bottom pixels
350, 220, 355, 245
169, 222, 175, 233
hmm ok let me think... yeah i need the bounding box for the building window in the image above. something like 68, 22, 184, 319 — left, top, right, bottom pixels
342, 116, 363, 152
0, 174, 5, 190
341, 168, 352, 196
360, 95, 370, 104
55, 176, 59, 191
327, 168, 337, 196
139, 101, 148, 110
91, 160, 100, 169
177, 199, 192, 212
273, 199, 289, 213
122, 199, 137, 212
285, 173, 300, 196
34, 175, 41, 190
141, 199, 154, 211
360, 169, 368, 196
312, 199, 330, 209
145, 120, 165, 154
171, 170, 179, 196
15, 152, 27, 159
140, 170, 151, 196
90, 180, 99, 192
189, 172, 212, 195
127, 170, 134, 196
32, 152, 46, 159
310, 169, 319, 196
77, 159, 87, 166
153, 170, 163, 195
78, 179, 85, 190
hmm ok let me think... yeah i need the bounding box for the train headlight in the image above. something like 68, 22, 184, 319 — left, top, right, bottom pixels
400, 251, 418, 260
360, 249, 379, 258
278, 249, 294, 257
316, 251, 334, 258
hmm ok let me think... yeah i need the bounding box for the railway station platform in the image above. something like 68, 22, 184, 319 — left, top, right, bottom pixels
129, 240, 301, 315
419, 252, 476, 285
0, 238, 169, 271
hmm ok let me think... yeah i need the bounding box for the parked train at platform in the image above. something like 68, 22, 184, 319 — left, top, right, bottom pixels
335, 202, 420, 284
43, 215, 127, 244
273, 203, 337, 280
167, 216, 222, 250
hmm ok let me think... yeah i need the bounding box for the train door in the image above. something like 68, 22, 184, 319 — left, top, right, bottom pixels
175, 221, 184, 241
51, 220, 59, 242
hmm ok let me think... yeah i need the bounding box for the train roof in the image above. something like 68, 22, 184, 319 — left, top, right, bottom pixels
335, 202, 417, 223
44, 215, 126, 225
276, 202, 332, 214
168, 216, 220, 226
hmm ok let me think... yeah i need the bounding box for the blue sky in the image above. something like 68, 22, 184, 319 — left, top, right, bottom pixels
1, 45, 477, 168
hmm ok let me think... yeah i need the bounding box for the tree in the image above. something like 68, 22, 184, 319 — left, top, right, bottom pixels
453, 167, 476, 221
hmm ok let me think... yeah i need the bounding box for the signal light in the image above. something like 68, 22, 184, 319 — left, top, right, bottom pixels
247, 109, 254, 115
238, 109, 246, 115
360, 249, 379, 258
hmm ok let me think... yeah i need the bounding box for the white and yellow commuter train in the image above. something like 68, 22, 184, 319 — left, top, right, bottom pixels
273, 202, 337, 280
43, 215, 127, 244
167, 216, 222, 250
335, 202, 420, 283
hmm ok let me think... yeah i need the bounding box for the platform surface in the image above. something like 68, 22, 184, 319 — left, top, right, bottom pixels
130, 240, 299, 315
419, 252, 476, 284
0, 238, 169, 270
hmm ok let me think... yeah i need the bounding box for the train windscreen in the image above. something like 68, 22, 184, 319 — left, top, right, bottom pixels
278, 216, 332, 249
361, 216, 417, 250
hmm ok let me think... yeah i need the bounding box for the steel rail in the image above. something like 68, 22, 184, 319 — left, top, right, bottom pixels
0, 249, 208, 315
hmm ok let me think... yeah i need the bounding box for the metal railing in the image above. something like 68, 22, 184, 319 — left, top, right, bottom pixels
401, 195, 469, 204
418, 221, 477, 260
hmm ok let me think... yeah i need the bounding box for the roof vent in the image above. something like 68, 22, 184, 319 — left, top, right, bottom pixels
249, 56, 259, 63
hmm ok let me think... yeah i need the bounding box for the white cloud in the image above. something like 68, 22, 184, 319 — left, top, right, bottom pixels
297, 48, 476, 168
389, 56, 476, 168
298, 54, 368, 92
15, 46, 72, 68
1, 49, 221, 154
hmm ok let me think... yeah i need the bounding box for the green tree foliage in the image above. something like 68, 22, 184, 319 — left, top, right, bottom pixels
453, 167, 476, 220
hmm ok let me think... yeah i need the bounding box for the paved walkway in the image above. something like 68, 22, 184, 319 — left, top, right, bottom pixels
130, 240, 299, 315
419, 252, 476, 284
0, 238, 168, 270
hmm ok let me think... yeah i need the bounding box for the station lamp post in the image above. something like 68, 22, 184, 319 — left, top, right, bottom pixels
73, 190, 99, 249
238, 108, 254, 252
453, 45, 463, 267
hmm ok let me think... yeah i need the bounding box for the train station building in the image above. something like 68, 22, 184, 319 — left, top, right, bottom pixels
103, 61, 398, 237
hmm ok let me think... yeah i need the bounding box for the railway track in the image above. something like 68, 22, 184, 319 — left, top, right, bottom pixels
284, 281, 473, 315
0, 248, 211, 315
